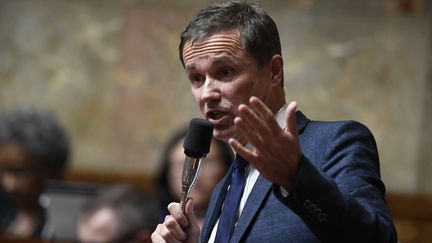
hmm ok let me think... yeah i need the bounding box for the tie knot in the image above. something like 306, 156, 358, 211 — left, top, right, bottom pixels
234, 154, 248, 169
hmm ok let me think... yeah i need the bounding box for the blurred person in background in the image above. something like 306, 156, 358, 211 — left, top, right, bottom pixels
156, 128, 234, 227
77, 184, 160, 243
0, 106, 70, 240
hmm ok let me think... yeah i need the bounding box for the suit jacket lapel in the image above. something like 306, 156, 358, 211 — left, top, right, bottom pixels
230, 175, 272, 242
202, 166, 233, 242
296, 110, 309, 134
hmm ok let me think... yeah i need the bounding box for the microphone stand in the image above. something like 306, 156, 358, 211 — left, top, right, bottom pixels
180, 155, 204, 211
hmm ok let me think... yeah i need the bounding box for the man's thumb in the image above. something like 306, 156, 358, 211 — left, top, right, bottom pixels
184, 198, 200, 240
185, 198, 197, 225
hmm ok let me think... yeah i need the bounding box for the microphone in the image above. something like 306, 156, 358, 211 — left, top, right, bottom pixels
180, 118, 213, 211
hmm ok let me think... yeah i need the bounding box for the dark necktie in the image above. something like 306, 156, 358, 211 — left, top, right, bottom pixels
214, 155, 247, 243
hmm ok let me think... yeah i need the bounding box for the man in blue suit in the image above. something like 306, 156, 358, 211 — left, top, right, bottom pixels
152, 1, 397, 242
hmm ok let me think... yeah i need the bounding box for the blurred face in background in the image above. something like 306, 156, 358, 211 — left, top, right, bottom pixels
168, 139, 228, 212
78, 207, 118, 243
78, 207, 152, 243
0, 143, 44, 208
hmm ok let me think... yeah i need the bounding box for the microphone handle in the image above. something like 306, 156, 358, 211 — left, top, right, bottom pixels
180, 156, 204, 211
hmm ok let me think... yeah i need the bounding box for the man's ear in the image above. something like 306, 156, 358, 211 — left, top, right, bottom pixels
269, 54, 284, 87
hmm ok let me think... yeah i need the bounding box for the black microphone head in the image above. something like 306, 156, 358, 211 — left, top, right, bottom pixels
183, 118, 214, 158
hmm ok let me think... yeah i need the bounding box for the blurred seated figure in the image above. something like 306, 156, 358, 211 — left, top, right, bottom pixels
40, 179, 102, 241
0, 106, 70, 239
156, 128, 234, 226
77, 184, 160, 243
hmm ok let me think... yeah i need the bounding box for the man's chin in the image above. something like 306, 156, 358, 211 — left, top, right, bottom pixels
213, 127, 242, 144
213, 128, 232, 143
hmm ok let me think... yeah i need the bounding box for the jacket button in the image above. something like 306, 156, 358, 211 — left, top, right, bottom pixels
315, 208, 322, 217
304, 200, 311, 209
309, 203, 317, 214
280, 186, 290, 198
318, 213, 327, 222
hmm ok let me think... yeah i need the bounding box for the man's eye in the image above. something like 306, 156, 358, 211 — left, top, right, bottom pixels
220, 68, 233, 78
190, 75, 204, 85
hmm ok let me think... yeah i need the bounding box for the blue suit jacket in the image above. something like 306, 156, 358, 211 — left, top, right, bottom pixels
201, 111, 397, 243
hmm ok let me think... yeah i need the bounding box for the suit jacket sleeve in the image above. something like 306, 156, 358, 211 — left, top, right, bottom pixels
274, 121, 397, 243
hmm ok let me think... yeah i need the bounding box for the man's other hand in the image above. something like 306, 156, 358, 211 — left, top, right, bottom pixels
151, 199, 200, 243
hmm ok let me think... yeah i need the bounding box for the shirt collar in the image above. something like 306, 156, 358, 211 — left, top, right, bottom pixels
275, 103, 288, 130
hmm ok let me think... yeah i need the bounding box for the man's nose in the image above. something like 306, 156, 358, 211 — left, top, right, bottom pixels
201, 77, 221, 103
1, 173, 18, 193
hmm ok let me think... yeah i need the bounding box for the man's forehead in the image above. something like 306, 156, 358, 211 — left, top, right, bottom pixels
183, 32, 246, 68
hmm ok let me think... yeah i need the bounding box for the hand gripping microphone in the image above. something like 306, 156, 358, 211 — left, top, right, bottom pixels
180, 118, 213, 211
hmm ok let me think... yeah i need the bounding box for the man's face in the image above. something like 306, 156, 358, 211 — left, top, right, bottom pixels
183, 31, 274, 143
0, 143, 44, 206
